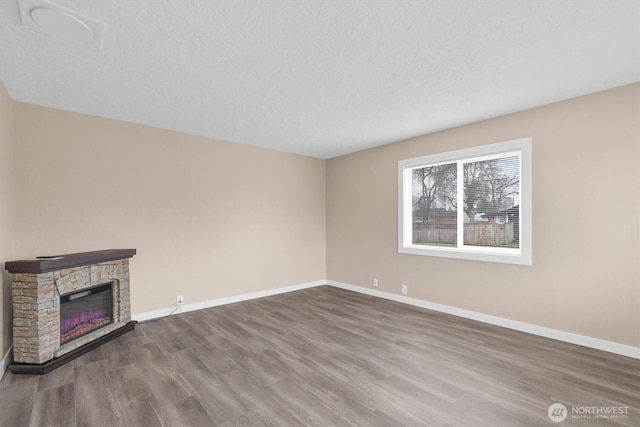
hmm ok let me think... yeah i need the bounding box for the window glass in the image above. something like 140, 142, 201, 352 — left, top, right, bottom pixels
412, 163, 457, 247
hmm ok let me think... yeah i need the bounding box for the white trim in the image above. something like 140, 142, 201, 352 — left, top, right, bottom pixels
326, 280, 640, 360
0, 346, 12, 381
132, 280, 325, 322
129, 278, 639, 360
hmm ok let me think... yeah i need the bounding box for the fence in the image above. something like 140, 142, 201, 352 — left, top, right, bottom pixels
413, 222, 514, 246
413, 224, 456, 244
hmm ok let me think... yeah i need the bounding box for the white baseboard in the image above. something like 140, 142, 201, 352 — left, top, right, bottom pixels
132, 280, 326, 322
0, 346, 12, 381
131, 278, 640, 360
327, 280, 640, 360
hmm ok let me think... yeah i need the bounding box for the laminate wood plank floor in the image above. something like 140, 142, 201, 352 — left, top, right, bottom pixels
0, 286, 638, 426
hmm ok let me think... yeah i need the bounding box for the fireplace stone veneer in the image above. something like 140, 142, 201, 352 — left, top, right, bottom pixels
6, 249, 136, 371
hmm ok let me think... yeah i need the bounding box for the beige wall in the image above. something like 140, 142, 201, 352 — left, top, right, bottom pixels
327, 83, 640, 347
0, 82, 15, 356
12, 103, 326, 315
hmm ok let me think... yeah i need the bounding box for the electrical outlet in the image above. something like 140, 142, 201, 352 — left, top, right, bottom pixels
401, 284, 407, 295
373, 278, 378, 287
176, 295, 184, 306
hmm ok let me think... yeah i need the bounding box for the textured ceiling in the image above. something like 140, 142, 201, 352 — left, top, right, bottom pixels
1, 0, 638, 158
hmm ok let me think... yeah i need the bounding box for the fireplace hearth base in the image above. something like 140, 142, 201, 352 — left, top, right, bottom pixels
8, 320, 136, 375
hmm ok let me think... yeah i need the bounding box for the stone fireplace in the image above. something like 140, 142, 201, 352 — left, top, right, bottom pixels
5, 249, 136, 374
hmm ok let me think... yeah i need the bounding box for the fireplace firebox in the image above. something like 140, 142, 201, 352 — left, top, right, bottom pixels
60, 281, 114, 345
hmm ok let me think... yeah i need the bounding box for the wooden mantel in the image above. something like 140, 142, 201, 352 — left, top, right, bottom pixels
5, 249, 136, 274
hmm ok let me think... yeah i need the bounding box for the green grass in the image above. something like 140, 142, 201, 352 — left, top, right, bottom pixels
465, 242, 520, 249
415, 241, 520, 249
414, 242, 456, 247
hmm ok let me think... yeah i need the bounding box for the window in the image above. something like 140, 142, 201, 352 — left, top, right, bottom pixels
399, 137, 531, 265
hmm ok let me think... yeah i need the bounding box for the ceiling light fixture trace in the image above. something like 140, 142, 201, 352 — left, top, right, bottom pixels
18, 0, 106, 51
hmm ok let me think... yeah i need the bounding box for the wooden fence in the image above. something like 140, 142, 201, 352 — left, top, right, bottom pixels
413, 224, 456, 244
413, 222, 514, 246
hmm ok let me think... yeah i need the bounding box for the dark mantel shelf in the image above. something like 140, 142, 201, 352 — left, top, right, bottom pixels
5, 249, 136, 274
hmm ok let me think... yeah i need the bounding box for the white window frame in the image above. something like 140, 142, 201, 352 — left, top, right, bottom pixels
398, 137, 532, 265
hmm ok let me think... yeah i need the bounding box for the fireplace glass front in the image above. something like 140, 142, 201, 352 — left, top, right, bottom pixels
59, 281, 114, 345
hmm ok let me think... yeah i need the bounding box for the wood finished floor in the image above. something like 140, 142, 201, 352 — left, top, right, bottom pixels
0, 286, 638, 426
